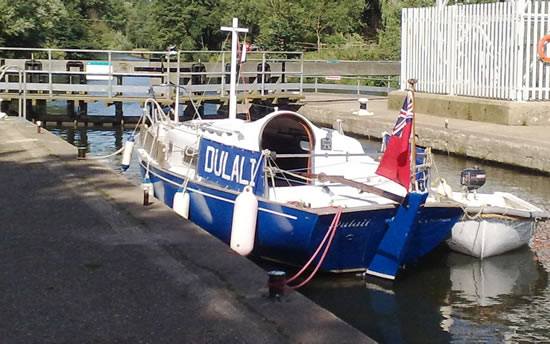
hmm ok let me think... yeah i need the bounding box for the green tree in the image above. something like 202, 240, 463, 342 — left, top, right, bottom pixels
76, 0, 131, 49
148, 0, 229, 51
125, 0, 154, 49
220, 0, 267, 42
255, 0, 307, 52
0, 0, 67, 49
49, 0, 89, 50
300, 0, 366, 51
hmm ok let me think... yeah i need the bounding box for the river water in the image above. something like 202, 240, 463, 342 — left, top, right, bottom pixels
46, 118, 550, 344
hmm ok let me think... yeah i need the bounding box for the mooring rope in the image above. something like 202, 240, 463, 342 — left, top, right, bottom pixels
269, 206, 343, 290
82, 106, 147, 161
84, 146, 125, 160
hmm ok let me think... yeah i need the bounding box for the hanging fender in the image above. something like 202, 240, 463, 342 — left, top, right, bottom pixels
121, 137, 135, 171
173, 187, 190, 219
230, 186, 258, 256
538, 35, 550, 63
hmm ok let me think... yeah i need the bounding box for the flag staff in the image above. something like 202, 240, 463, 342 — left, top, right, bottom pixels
408, 78, 417, 192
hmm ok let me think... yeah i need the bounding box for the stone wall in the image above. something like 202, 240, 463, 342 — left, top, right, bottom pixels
388, 91, 550, 126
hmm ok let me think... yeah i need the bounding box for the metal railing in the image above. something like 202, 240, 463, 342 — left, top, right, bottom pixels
303, 75, 398, 95
0, 65, 27, 118
0, 47, 398, 101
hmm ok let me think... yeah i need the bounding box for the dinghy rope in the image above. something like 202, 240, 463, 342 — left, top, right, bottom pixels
427, 150, 493, 219
426, 151, 544, 221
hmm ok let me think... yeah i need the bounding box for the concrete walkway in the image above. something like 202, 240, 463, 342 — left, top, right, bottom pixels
299, 93, 550, 173
0, 118, 374, 344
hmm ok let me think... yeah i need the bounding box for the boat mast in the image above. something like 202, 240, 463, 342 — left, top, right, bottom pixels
408, 78, 417, 192
221, 18, 248, 120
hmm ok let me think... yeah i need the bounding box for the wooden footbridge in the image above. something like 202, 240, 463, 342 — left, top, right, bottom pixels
0, 47, 399, 126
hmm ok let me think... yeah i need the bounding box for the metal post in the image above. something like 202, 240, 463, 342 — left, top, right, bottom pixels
409, 78, 417, 192
261, 53, 266, 95
48, 49, 53, 97
23, 70, 27, 120
315, 77, 318, 93
221, 51, 226, 94
300, 52, 304, 94
175, 51, 181, 123
108, 52, 112, 99
166, 52, 170, 101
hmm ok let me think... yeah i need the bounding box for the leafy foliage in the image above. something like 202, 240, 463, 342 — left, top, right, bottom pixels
0, 0, 67, 49
0, 0, 501, 60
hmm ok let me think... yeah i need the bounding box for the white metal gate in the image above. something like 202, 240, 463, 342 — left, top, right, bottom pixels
401, 1, 550, 101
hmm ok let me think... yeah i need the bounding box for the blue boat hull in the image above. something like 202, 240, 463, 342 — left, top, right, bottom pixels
139, 161, 462, 272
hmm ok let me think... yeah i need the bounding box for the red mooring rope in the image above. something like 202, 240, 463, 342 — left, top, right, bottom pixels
272, 207, 343, 290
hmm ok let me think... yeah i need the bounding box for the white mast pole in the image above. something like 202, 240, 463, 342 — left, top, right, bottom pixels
221, 18, 248, 120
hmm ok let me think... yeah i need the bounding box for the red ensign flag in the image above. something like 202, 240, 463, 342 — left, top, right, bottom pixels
376, 92, 414, 190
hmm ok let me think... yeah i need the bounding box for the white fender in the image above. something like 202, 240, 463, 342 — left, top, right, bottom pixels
173, 187, 190, 219
230, 186, 258, 256
141, 176, 154, 196
121, 137, 135, 171
435, 178, 453, 199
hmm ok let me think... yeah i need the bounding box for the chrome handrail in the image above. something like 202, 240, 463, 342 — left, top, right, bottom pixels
0, 65, 27, 119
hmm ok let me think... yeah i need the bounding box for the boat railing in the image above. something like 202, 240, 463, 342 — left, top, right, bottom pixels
142, 96, 171, 125
414, 147, 432, 192
272, 152, 379, 159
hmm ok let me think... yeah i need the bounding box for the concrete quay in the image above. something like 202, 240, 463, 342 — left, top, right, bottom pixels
299, 93, 550, 174
0, 118, 374, 344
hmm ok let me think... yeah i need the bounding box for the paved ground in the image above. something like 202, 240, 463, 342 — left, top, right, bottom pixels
299, 93, 550, 173
0, 118, 375, 344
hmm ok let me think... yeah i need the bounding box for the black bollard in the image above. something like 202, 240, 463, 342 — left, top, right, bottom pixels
143, 188, 150, 206
359, 99, 367, 111
77, 147, 86, 159
267, 270, 286, 298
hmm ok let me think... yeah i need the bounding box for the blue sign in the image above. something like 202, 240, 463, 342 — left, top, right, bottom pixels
198, 138, 265, 196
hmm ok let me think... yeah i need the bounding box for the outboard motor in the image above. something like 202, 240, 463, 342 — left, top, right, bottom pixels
460, 166, 486, 191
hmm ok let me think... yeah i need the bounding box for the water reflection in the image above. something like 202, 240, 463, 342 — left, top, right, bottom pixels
445, 249, 549, 343
301, 247, 548, 344
301, 247, 452, 344
448, 249, 545, 308
48, 126, 141, 183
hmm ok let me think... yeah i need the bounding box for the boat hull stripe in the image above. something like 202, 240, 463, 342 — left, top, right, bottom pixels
139, 160, 298, 220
